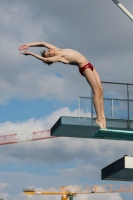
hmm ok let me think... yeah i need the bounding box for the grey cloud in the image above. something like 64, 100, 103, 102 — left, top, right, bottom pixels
0, 0, 133, 103
0, 173, 124, 200
1, 134, 132, 183
0, 110, 132, 180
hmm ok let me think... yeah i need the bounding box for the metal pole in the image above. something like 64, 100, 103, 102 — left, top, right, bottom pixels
91, 89, 93, 118
91, 89, 93, 125
111, 99, 114, 119
127, 84, 130, 128
112, 0, 133, 21
78, 97, 80, 117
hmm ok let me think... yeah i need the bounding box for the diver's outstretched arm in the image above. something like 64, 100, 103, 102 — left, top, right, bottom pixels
20, 51, 60, 63
18, 42, 58, 52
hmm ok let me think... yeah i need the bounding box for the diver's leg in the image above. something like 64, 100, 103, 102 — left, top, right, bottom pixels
83, 68, 104, 129
92, 68, 106, 128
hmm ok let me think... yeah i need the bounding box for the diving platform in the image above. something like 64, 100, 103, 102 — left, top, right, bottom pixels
102, 155, 133, 181
93, 129, 133, 141
51, 116, 133, 139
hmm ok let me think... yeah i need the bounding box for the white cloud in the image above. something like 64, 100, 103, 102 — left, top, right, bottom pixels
6, 192, 123, 200
0, 0, 133, 104
0, 1, 133, 200
0, 2, 79, 104
3, 190, 123, 200
59, 164, 99, 179
0, 183, 8, 192
0, 183, 9, 200
0, 178, 124, 200
0, 107, 77, 135
76, 193, 123, 200
0, 107, 132, 177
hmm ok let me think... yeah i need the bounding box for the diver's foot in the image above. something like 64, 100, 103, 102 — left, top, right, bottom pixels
102, 118, 107, 129
96, 119, 104, 129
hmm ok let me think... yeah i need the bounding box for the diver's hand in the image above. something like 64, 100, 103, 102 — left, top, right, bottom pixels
20, 51, 33, 56
18, 44, 29, 52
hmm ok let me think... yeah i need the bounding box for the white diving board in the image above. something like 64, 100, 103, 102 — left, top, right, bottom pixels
92, 129, 133, 141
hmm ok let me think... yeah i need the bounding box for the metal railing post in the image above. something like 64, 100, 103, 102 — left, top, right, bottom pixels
127, 84, 130, 128
78, 97, 80, 117
111, 99, 114, 119
91, 89, 93, 125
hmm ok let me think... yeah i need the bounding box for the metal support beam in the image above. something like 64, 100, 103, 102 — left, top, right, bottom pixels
112, 0, 133, 21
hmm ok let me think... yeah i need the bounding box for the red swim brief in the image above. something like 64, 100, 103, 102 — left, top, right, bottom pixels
79, 63, 94, 76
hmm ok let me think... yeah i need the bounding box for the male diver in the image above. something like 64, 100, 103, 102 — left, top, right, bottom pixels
19, 41, 106, 129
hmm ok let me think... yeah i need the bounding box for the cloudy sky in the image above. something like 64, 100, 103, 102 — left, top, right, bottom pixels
0, 0, 133, 200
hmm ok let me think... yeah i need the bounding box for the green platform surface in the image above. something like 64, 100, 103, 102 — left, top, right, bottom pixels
93, 129, 133, 141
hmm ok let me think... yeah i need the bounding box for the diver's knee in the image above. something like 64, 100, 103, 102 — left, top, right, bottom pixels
94, 86, 103, 96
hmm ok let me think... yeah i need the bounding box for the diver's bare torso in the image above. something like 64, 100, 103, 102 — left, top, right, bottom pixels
55, 48, 89, 68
